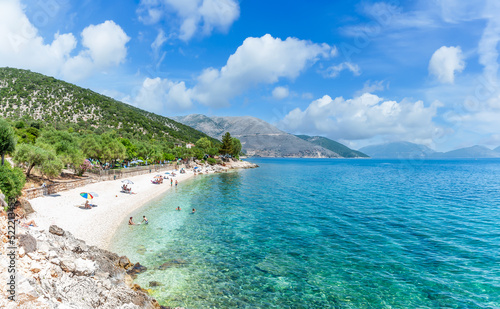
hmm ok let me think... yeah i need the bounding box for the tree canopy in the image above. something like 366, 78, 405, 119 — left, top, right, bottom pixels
0, 118, 16, 165
219, 132, 233, 155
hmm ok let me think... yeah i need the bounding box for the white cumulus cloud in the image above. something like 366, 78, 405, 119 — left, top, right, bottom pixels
80, 20, 130, 67
130, 34, 334, 112
429, 46, 465, 84
0, 0, 129, 81
0, 0, 76, 77
133, 77, 194, 114
279, 93, 442, 144
137, 0, 239, 41
192, 34, 334, 107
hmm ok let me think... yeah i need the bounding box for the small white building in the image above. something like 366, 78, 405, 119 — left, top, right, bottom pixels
186, 143, 195, 149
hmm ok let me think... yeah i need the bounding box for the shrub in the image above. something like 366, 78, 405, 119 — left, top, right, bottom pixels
0, 165, 26, 206
207, 157, 217, 165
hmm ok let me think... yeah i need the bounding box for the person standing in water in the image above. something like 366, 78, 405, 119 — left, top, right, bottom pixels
171, 178, 173, 186
141, 216, 148, 224
175, 180, 178, 187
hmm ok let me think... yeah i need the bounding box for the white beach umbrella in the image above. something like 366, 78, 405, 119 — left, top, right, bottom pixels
121, 179, 134, 184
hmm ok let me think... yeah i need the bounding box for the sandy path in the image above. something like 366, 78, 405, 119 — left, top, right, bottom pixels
29, 169, 196, 249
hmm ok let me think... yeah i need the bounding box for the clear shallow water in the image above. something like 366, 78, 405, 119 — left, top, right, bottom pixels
109, 158, 500, 308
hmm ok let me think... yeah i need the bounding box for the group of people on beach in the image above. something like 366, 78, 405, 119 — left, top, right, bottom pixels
125, 169, 197, 227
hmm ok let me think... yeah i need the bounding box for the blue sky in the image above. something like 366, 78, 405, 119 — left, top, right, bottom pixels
1, 0, 500, 151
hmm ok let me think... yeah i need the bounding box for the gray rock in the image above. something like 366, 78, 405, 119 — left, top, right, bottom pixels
74, 258, 96, 276
60, 259, 76, 273
37, 241, 50, 253
18, 233, 37, 253
118, 256, 133, 269
49, 225, 65, 236
18, 198, 35, 215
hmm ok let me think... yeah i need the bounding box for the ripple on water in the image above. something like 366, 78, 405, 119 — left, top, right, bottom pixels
109, 159, 500, 308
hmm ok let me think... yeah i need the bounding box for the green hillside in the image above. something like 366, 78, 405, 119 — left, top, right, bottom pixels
0, 67, 214, 144
296, 135, 369, 158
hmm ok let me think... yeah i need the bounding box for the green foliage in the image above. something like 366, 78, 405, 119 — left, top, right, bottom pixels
231, 138, 242, 157
0, 118, 16, 165
13, 143, 61, 178
37, 128, 84, 170
0, 67, 218, 146
15, 120, 26, 129
0, 165, 26, 205
219, 132, 233, 155
196, 137, 212, 150
207, 157, 217, 165
164, 153, 175, 161
41, 154, 63, 178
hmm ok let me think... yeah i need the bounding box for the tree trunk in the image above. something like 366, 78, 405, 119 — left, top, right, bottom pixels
1, 153, 4, 166
26, 163, 35, 177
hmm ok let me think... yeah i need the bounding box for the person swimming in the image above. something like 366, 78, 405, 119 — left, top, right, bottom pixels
176, 206, 181, 211
191, 208, 196, 214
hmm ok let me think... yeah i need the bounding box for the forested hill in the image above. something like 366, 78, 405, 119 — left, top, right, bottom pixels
0, 67, 213, 144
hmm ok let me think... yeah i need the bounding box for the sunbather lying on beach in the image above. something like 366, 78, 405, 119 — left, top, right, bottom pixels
19, 219, 37, 228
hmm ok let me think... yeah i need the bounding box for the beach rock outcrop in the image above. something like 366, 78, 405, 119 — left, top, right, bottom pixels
18, 234, 37, 253
15, 198, 35, 215
48, 225, 65, 236
0, 217, 165, 309
118, 255, 133, 269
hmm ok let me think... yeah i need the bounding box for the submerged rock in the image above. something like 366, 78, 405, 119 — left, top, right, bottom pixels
158, 259, 188, 270
149, 281, 162, 287
127, 263, 148, 278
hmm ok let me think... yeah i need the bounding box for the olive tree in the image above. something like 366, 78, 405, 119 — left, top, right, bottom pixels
0, 119, 16, 165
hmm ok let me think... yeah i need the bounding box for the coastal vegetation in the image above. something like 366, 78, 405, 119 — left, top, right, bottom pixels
0, 67, 216, 145
0, 118, 15, 165
0, 67, 243, 206
0, 117, 241, 200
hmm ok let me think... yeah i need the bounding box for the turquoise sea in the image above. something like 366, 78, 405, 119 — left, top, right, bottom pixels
109, 158, 500, 308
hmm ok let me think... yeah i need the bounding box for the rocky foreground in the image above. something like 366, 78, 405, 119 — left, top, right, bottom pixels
0, 214, 178, 309
0, 160, 257, 308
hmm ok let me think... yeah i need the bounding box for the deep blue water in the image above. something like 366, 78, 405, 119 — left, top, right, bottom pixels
109, 158, 500, 308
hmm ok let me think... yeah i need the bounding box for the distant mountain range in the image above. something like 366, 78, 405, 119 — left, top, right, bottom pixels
174, 114, 367, 158
296, 135, 369, 158
360, 142, 500, 159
